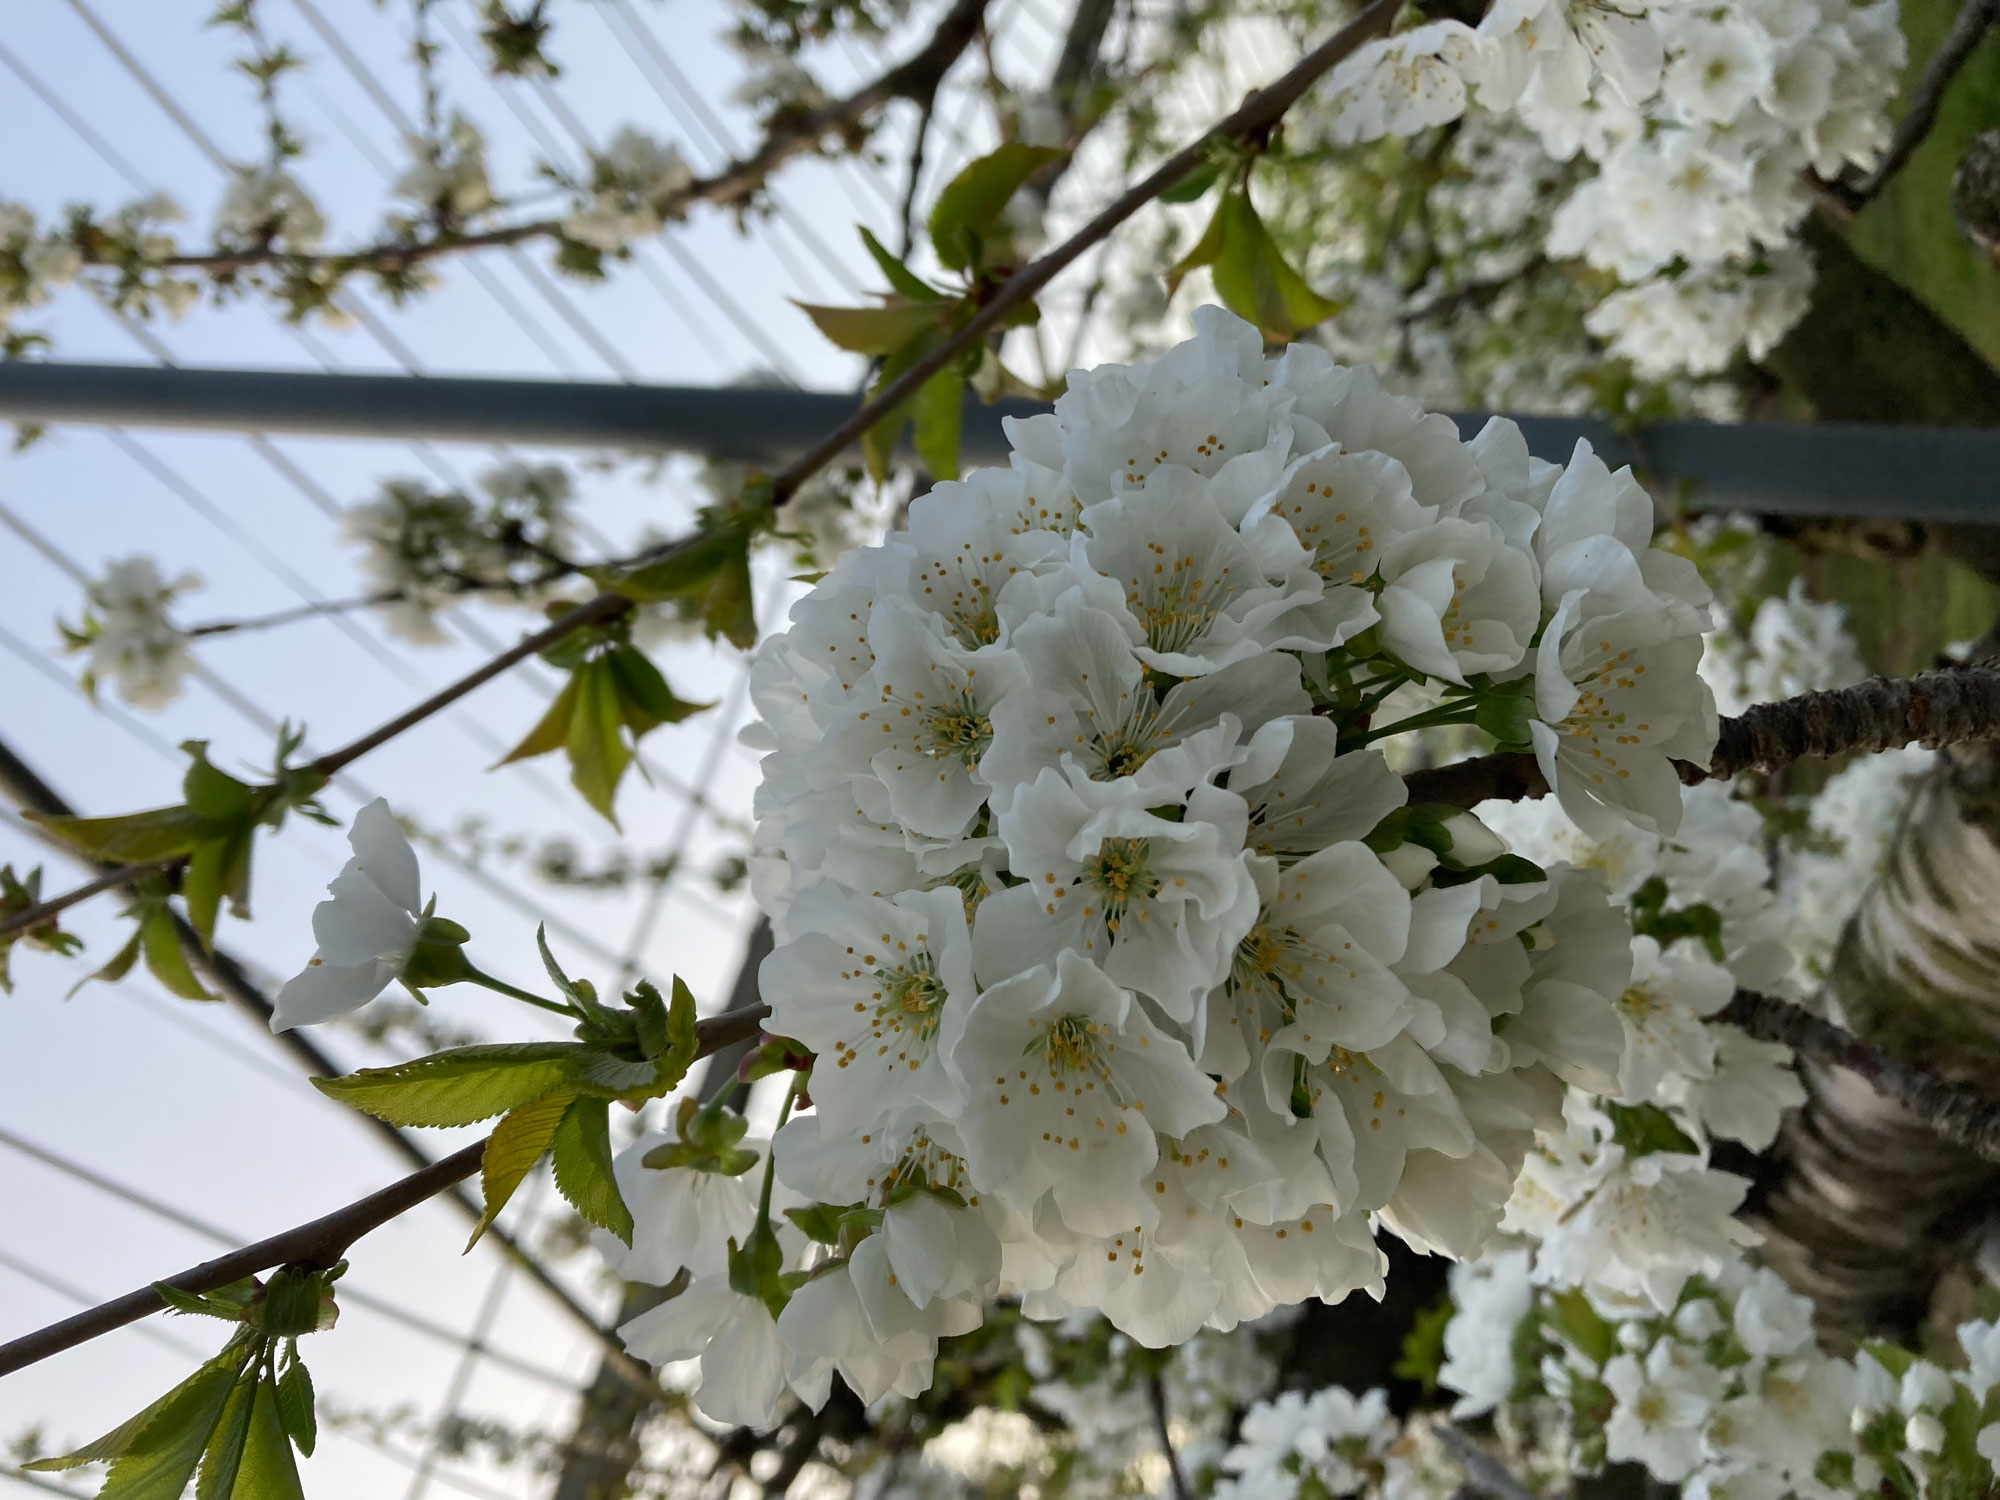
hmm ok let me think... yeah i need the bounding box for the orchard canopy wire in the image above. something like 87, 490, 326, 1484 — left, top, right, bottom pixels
4, 0, 2000, 1498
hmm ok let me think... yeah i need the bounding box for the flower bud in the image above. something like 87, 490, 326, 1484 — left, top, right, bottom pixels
1904, 1412, 1945, 1455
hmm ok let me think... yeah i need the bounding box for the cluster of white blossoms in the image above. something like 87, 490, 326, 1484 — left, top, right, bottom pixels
63, 555, 202, 711
213, 166, 327, 254
600, 306, 1722, 1425
561, 127, 696, 253
1315, 0, 1903, 377
393, 113, 497, 223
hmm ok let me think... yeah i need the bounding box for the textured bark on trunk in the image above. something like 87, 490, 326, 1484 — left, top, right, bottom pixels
1754, 748, 2000, 1341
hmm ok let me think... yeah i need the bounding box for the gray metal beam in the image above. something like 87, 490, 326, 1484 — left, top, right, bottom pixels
1, 360, 1996, 522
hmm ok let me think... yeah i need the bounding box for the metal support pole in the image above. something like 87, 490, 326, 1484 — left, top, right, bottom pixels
2, 361, 1998, 522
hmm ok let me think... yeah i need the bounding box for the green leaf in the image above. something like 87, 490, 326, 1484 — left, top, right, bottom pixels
194, 1375, 256, 1500
1208, 191, 1339, 342
496, 673, 579, 768
784, 1203, 846, 1244
29, 805, 206, 864
551, 1095, 633, 1245
30, 1350, 244, 1500
1546, 1287, 1617, 1368
702, 530, 757, 651
612, 530, 736, 603
1472, 690, 1536, 752
565, 657, 632, 825
313, 1042, 581, 1127
605, 646, 712, 736
1165, 192, 1227, 299
153, 1281, 254, 1322
795, 298, 943, 355
142, 910, 214, 1002
1158, 159, 1223, 204
574, 1051, 662, 1097
470, 1090, 574, 1248
910, 366, 966, 482
861, 329, 941, 481
1394, 1296, 1453, 1394
662, 975, 699, 1089
534, 926, 592, 1016
274, 1357, 316, 1458
240, 1380, 306, 1500
859, 227, 944, 301
180, 744, 256, 822
1604, 1100, 1699, 1157
928, 143, 1065, 273
71, 927, 143, 998
181, 824, 255, 951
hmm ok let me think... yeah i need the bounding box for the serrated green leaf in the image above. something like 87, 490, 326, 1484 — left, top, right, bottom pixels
630, 980, 670, 1060
240, 1380, 305, 1500
663, 976, 699, 1089
142, 911, 214, 1002
470, 1091, 574, 1249
551, 1095, 632, 1245
153, 1282, 251, 1322
29, 805, 206, 865
1208, 191, 1339, 343
565, 656, 631, 826
928, 143, 1065, 274
574, 1051, 663, 1097
605, 645, 712, 735
859, 227, 944, 301
30, 1349, 246, 1500
194, 1375, 256, 1500
611, 529, 736, 604
275, 1356, 315, 1458
534, 924, 588, 1014
910, 367, 965, 482
312, 1042, 580, 1127
496, 673, 579, 768
795, 298, 943, 355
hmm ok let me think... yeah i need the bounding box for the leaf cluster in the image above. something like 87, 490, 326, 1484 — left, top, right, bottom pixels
0, 863, 84, 992
315, 929, 702, 1246
25, 1265, 341, 1500
1168, 147, 1340, 343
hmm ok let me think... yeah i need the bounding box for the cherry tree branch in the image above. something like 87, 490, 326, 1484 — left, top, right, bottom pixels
767, 0, 1402, 502
1824, 0, 2000, 215
1717, 989, 2000, 1165
82, 0, 989, 285
0, 1000, 773, 1379
1403, 665, 2000, 808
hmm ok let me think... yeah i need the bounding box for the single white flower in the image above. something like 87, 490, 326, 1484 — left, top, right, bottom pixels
273, 800, 427, 1031
1377, 516, 1541, 683
619, 1272, 790, 1427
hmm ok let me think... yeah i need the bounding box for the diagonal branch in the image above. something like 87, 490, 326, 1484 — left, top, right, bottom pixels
1403, 665, 2000, 809
5, 0, 1403, 945
1823, 0, 2000, 216
1717, 988, 2000, 1165
85, 0, 989, 285
0, 1000, 772, 1379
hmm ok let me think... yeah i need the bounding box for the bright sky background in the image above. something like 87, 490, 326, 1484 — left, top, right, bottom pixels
0, 2, 1077, 1495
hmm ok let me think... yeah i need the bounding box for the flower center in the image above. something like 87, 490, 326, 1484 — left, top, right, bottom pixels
874, 951, 948, 1044
1041, 1014, 1104, 1074
1126, 544, 1229, 656
922, 687, 993, 767
1084, 838, 1160, 931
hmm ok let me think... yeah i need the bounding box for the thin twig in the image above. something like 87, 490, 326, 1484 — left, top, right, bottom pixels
1825, 0, 2000, 214
1717, 989, 2000, 1165
1403, 665, 2000, 809
1145, 1367, 1192, 1500
0, 1000, 772, 1379
77, 0, 990, 284
767, 0, 1402, 503
6, 0, 1403, 945
0, 862, 148, 938
1431, 1421, 1539, 1500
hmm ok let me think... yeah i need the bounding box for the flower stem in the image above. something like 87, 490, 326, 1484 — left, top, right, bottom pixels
758, 1073, 805, 1223
1354, 701, 1483, 746
462, 966, 573, 1017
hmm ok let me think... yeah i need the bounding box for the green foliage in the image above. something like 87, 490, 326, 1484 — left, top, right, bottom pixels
1170, 188, 1338, 342
1604, 1100, 1700, 1157
27, 1268, 339, 1500
0, 863, 85, 991
1626, 876, 1727, 962
30, 728, 332, 956
318, 930, 702, 1245
927, 144, 1064, 274
499, 618, 712, 826
71, 875, 213, 1002
609, 504, 763, 651
643, 1093, 762, 1176
1393, 1294, 1454, 1394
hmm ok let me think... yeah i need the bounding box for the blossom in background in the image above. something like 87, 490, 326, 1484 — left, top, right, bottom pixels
66, 555, 201, 711
213, 166, 325, 252
562, 128, 695, 252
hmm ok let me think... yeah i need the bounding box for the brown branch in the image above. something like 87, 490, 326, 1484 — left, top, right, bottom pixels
82, 0, 987, 284
1403, 665, 2000, 809
1717, 988, 2000, 1165
1823, 0, 2000, 216
767, 0, 1403, 502
1145, 1367, 1192, 1500
0, 999, 772, 1379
